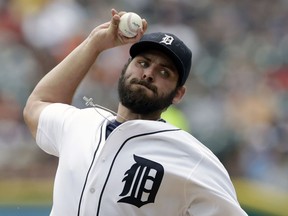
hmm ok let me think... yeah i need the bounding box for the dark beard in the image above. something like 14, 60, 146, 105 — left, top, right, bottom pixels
117, 61, 178, 115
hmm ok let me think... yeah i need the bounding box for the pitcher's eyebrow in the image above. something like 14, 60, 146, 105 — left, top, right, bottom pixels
138, 54, 177, 72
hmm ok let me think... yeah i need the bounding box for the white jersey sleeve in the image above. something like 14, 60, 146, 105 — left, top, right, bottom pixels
184, 138, 247, 215
36, 103, 112, 157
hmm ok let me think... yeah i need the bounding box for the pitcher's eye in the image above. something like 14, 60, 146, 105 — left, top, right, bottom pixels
138, 60, 149, 68
159, 69, 170, 78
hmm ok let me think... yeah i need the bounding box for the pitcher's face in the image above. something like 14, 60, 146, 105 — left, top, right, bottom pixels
118, 50, 182, 115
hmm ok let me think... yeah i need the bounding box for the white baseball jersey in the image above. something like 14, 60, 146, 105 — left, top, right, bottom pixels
36, 103, 247, 216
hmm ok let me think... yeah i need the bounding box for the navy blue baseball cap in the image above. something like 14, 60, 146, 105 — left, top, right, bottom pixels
130, 32, 192, 86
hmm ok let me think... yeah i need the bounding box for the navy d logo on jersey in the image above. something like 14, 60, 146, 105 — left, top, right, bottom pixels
118, 155, 164, 208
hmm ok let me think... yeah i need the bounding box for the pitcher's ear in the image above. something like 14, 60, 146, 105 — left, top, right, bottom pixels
172, 86, 186, 104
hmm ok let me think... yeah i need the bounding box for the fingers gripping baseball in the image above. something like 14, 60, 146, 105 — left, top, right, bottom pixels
89, 9, 147, 51
110, 9, 147, 44
109, 10, 121, 34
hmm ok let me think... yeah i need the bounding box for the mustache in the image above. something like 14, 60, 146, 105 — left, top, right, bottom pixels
130, 78, 157, 94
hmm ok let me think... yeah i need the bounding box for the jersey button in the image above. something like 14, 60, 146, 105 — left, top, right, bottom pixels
90, 188, 95, 193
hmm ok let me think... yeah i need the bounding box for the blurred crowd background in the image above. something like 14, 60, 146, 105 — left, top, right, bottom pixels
1, 0, 288, 214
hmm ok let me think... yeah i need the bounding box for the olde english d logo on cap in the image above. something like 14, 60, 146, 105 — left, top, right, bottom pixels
160, 34, 174, 45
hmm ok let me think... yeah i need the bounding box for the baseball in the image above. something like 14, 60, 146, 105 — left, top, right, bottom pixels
119, 12, 143, 38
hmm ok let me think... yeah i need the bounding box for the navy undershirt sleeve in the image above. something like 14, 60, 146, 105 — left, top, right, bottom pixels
106, 120, 122, 139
